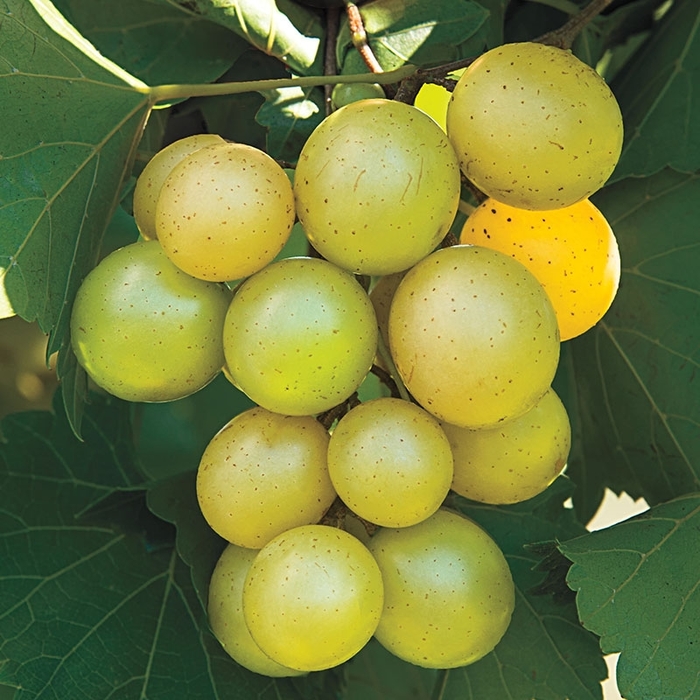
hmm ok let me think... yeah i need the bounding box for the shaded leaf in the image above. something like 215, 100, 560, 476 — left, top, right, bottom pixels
158, 0, 325, 76
0, 393, 335, 699
561, 493, 700, 700
337, 0, 489, 73
436, 479, 606, 700
558, 169, 700, 521
53, 0, 246, 85
610, 0, 700, 181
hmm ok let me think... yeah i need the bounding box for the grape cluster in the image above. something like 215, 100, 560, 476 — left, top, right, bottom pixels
70, 42, 623, 675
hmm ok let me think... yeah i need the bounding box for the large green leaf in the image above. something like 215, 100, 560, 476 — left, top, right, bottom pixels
557, 169, 700, 521
157, 0, 325, 76
53, 0, 246, 85
561, 493, 700, 700
337, 0, 489, 74
610, 0, 700, 181
0, 393, 339, 699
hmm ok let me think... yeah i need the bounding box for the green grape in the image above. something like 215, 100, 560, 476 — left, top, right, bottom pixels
156, 142, 295, 281
368, 508, 514, 668
294, 99, 460, 275
70, 240, 230, 402
208, 544, 306, 677
327, 397, 453, 527
132, 133, 224, 241
243, 524, 384, 671
442, 387, 571, 504
388, 245, 560, 429
446, 42, 623, 210
331, 82, 385, 109
460, 197, 621, 341
369, 271, 405, 353
223, 256, 378, 416
413, 68, 465, 131
197, 406, 336, 548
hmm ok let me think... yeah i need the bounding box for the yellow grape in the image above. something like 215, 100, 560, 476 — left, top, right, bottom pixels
243, 525, 384, 671
446, 42, 623, 209
388, 245, 560, 429
294, 99, 460, 275
460, 197, 621, 340
208, 544, 305, 677
327, 397, 453, 527
156, 142, 295, 281
196, 407, 335, 548
70, 240, 230, 402
442, 387, 571, 504
368, 508, 514, 668
223, 257, 377, 416
414, 68, 465, 131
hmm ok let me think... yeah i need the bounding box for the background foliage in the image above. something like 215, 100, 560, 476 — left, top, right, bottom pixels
1, 0, 698, 698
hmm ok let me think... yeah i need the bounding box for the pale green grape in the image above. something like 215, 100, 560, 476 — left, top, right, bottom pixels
331, 82, 385, 109
223, 257, 378, 416
413, 68, 465, 131
70, 240, 230, 402
446, 42, 623, 209
327, 397, 453, 527
208, 544, 305, 677
196, 406, 335, 548
243, 525, 384, 671
368, 508, 514, 668
133, 133, 224, 241
442, 388, 571, 504
294, 99, 460, 275
388, 245, 560, 429
156, 142, 295, 281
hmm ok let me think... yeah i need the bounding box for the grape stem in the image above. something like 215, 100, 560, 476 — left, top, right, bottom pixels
345, 1, 384, 74
323, 6, 341, 116
148, 65, 416, 106
535, 0, 616, 49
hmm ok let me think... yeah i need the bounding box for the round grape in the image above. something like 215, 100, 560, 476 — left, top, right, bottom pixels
388, 245, 560, 428
446, 42, 623, 209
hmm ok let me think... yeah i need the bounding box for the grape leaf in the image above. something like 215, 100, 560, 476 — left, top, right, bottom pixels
557, 169, 700, 522
610, 0, 700, 182
561, 493, 700, 700
0, 394, 337, 699
433, 479, 606, 700
53, 0, 246, 85
337, 0, 489, 74
156, 0, 325, 76
0, 0, 153, 432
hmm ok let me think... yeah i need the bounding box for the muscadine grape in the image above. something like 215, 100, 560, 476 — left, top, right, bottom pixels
196, 407, 335, 548
294, 99, 460, 275
369, 272, 405, 352
327, 397, 453, 527
414, 68, 465, 131
388, 245, 560, 428
223, 256, 377, 416
70, 240, 230, 402
132, 133, 224, 241
156, 142, 295, 281
446, 42, 623, 209
208, 544, 305, 677
368, 508, 514, 668
460, 197, 621, 340
442, 387, 571, 504
331, 82, 385, 109
243, 524, 384, 671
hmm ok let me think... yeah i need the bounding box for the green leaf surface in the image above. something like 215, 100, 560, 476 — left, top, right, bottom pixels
0, 394, 335, 699
558, 169, 700, 522
610, 0, 700, 181
337, 0, 489, 74
561, 493, 700, 700
53, 0, 246, 85
157, 0, 325, 76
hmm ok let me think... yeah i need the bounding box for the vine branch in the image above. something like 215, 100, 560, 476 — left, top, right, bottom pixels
535, 0, 616, 49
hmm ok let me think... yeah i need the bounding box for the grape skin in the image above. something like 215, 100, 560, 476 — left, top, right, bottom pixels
243, 525, 384, 671
196, 407, 336, 548
223, 256, 378, 416
446, 42, 623, 210
368, 508, 515, 668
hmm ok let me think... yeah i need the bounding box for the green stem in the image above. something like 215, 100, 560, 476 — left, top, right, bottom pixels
149, 65, 417, 106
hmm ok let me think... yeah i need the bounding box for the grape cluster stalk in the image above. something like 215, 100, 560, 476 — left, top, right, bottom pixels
70, 41, 623, 675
